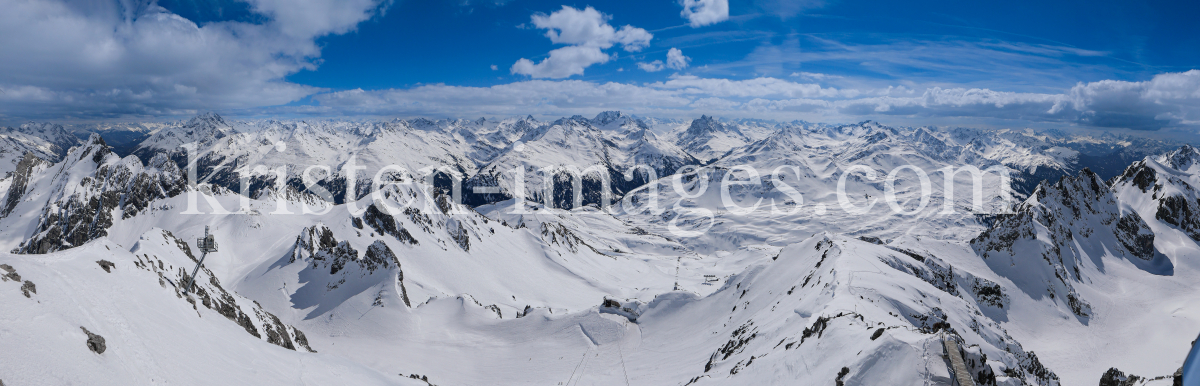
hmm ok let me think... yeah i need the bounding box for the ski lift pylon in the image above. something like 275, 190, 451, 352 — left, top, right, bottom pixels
182, 226, 218, 296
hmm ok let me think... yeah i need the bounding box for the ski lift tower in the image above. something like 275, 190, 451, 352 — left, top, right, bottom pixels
183, 226, 218, 296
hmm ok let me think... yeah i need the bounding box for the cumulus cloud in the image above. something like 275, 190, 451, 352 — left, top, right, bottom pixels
667, 48, 691, 70
511, 46, 612, 79
1065, 70, 1200, 129
531, 6, 650, 51
639, 48, 689, 73
305, 71, 1200, 131
638, 61, 665, 72
512, 6, 652, 79
0, 0, 388, 120
679, 0, 729, 27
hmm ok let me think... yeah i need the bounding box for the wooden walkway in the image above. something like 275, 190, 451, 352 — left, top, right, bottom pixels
943, 335, 976, 386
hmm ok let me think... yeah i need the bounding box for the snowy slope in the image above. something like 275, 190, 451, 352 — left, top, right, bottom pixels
673, 115, 753, 162
0, 122, 82, 178
0, 113, 1196, 386
0, 237, 413, 386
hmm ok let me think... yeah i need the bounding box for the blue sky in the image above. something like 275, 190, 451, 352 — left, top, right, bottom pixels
278, 0, 1197, 91
1, 0, 1198, 136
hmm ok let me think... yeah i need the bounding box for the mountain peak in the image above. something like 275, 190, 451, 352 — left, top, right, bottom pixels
1163, 144, 1200, 171
185, 112, 227, 127
684, 115, 727, 135
592, 111, 623, 126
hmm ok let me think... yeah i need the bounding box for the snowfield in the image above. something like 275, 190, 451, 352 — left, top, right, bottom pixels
0, 112, 1196, 386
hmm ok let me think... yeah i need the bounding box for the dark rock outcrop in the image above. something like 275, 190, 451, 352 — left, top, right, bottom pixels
16, 135, 187, 254
1099, 367, 1140, 386
971, 169, 1174, 318
96, 260, 116, 273
136, 230, 316, 352
1, 151, 48, 217
362, 204, 418, 245
0, 264, 18, 282
21, 280, 35, 298
1156, 195, 1200, 241
81, 327, 106, 354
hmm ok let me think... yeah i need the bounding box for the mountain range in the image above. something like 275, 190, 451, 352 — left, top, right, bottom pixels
0, 112, 1196, 386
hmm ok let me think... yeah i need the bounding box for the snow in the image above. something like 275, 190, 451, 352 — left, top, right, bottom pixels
0, 112, 1197, 385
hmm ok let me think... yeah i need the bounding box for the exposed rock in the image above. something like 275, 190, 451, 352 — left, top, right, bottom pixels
16, 135, 187, 254
0, 264, 19, 282
96, 260, 116, 273
81, 327, 106, 354
970, 169, 1172, 318
138, 230, 315, 352
362, 241, 411, 307
362, 204, 418, 245
291, 327, 316, 353
1099, 367, 1140, 386
1156, 195, 1200, 241
706, 321, 757, 372
1, 152, 48, 217
836, 366, 850, 386
447, 218, 470, 251
20, 280, 35, 298
1115, 212, 1156, 260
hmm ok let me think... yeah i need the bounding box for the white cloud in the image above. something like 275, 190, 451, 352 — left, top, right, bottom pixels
305, 71, 1200, 131
638, 61, 665, 72
667, 48, 691, 70
679, 0, 729, 27
790, 72, 842, 81
690, 97, 741, 110
491, 64, 499, 71
650, 76, 852, 98
511, 46, 612, 79
1064, 70, 1200, 130
0, 0, 388, 120
512, 6, 652, 79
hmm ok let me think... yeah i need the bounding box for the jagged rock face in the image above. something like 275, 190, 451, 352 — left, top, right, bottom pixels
80, 326, 106, 354
1098, 367, 1141, 386
971, 169, 1163, 319
676, 115, 749, 161
361, 204, 418, 245
1, 152, 49, 217
1161, 144, 1199, 172
447, 218, 470, 251
364, 241, 411, 307
287, 224, 412, 315
1156, 195, 1200, 241
1115, 212, 1156, 258
1112, 154, 1200, 242
288, 223, 338, 264
131, 229, 317, 352
16, 135, 186, 254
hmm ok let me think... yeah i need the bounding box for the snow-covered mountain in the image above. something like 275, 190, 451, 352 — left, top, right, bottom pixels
0, 112, 1196, 386
464, 112, 699, 208
674, 115, 755, 162
2, 134, 185, 254
0, 122, 83, 178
